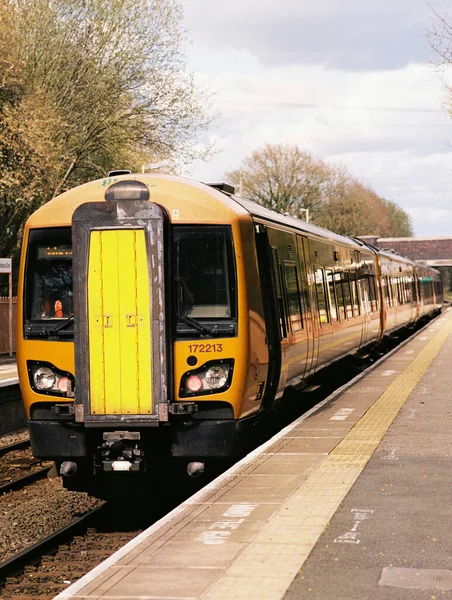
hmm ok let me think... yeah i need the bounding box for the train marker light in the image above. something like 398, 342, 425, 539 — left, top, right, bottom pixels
186, 375, 203, 393
57, 377, 71, 393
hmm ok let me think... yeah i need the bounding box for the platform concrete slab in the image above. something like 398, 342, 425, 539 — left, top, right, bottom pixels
142, 540, 246, 568
248, 454, 321, 476
90, 565, 223, 598
279, 436, 343, 453
288, 426, 352, 436
192, 502, 279, 522
169, 518, 265, 543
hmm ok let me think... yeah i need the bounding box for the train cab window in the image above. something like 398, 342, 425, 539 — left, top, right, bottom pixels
173, 226, 237, 337
283, 263, 303, 332
314, 268, 329, 326
271, 248, 287, 339
334, 272, 346, 321
24, 227, 73, 338
325, 269, 338, 322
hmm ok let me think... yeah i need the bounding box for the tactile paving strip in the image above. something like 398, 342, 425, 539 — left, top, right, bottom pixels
203, 312, 452, 600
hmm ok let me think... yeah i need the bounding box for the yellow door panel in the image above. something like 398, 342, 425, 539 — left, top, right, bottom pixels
87, 229, 152, 415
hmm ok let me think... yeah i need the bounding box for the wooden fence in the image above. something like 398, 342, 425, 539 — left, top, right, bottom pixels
0, 297, 17, 355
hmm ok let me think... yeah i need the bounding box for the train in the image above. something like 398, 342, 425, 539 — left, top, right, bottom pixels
16, 173, 443, 497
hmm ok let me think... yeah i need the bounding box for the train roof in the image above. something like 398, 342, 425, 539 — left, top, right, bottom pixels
27, 173, 374, 254
26, 174, 249, 228
229, 194, 369, 251
24, 174, 440, 277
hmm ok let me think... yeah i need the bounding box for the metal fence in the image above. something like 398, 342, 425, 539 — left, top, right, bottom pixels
0, 297, 16, 355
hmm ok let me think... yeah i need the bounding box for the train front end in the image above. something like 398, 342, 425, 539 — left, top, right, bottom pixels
17, 176, 262, 497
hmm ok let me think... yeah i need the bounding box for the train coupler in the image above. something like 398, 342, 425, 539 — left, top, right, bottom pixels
97, 431, 144, 473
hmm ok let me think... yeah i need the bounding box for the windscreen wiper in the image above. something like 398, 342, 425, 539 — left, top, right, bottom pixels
176, 312, 212, 335
175, 275, 212, 335
49, 316, 74, 336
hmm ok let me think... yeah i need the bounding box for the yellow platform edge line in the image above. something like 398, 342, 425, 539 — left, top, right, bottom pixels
203, 313, 452, 600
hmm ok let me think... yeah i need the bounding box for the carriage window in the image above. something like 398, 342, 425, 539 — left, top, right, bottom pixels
368, 274, 378, 312
397, 278, 404, 305
315, 268, 329, 326
334, 272, 346, 321
25, 228, 73, 324
413, 277, 419, 302
385, 276, 393, 307
325, 269, 338, 322
342, 272, 353, 319
284, 263, 303, 332
406, 277, 413, 304
358, 274, 372, 314
350, 273, 360, 316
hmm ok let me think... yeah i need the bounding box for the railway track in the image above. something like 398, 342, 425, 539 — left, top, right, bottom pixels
0, 504, 142, 599
0, 440, 30, 457
0, 440, 53, 494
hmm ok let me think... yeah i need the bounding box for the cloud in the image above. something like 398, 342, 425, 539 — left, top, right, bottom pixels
183, 0, 434, 70
326, 151, 452, 236
182, 1, 452, 236
186, 60, 452, 235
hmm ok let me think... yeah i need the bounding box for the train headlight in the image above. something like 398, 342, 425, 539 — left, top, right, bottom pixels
34, 367, 56, 390
28, 361, 75, 397
205, 365, 229, 389
180, 359, 234, 397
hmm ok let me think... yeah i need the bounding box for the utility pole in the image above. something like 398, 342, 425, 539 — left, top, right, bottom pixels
299, 208, 310, 222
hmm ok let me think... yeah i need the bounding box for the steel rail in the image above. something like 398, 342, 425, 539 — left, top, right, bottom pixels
0, 439, 30, 457
0, 505, 105, 585
0, 465, 53, 494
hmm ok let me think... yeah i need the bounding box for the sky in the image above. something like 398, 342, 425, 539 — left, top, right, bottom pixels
180, 0, 452, 237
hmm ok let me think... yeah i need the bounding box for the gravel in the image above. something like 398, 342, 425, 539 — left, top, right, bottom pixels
0, 429, 29, 449
0, 476, 103, 563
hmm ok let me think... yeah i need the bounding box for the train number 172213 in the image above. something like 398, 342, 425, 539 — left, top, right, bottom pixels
188, 343, 223, 353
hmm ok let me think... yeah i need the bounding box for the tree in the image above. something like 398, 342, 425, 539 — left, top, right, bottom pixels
316, 176, 388, 236
225, 143, 413, 238
382, 200, 413, 237
225, 144, 329, 220
428, 6, 452, 141
0, 0, 213, 271
9, 0, 212, 192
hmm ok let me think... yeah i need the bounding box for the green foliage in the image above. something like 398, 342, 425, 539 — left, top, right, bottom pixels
0, 0, 213, 274
226, 144, 329, 219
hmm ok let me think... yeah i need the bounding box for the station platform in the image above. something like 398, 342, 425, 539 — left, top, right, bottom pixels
0, 360, 18, 387
56, 309, 452, 600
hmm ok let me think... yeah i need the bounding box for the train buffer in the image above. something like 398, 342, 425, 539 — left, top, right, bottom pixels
56, 308, 452, 600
